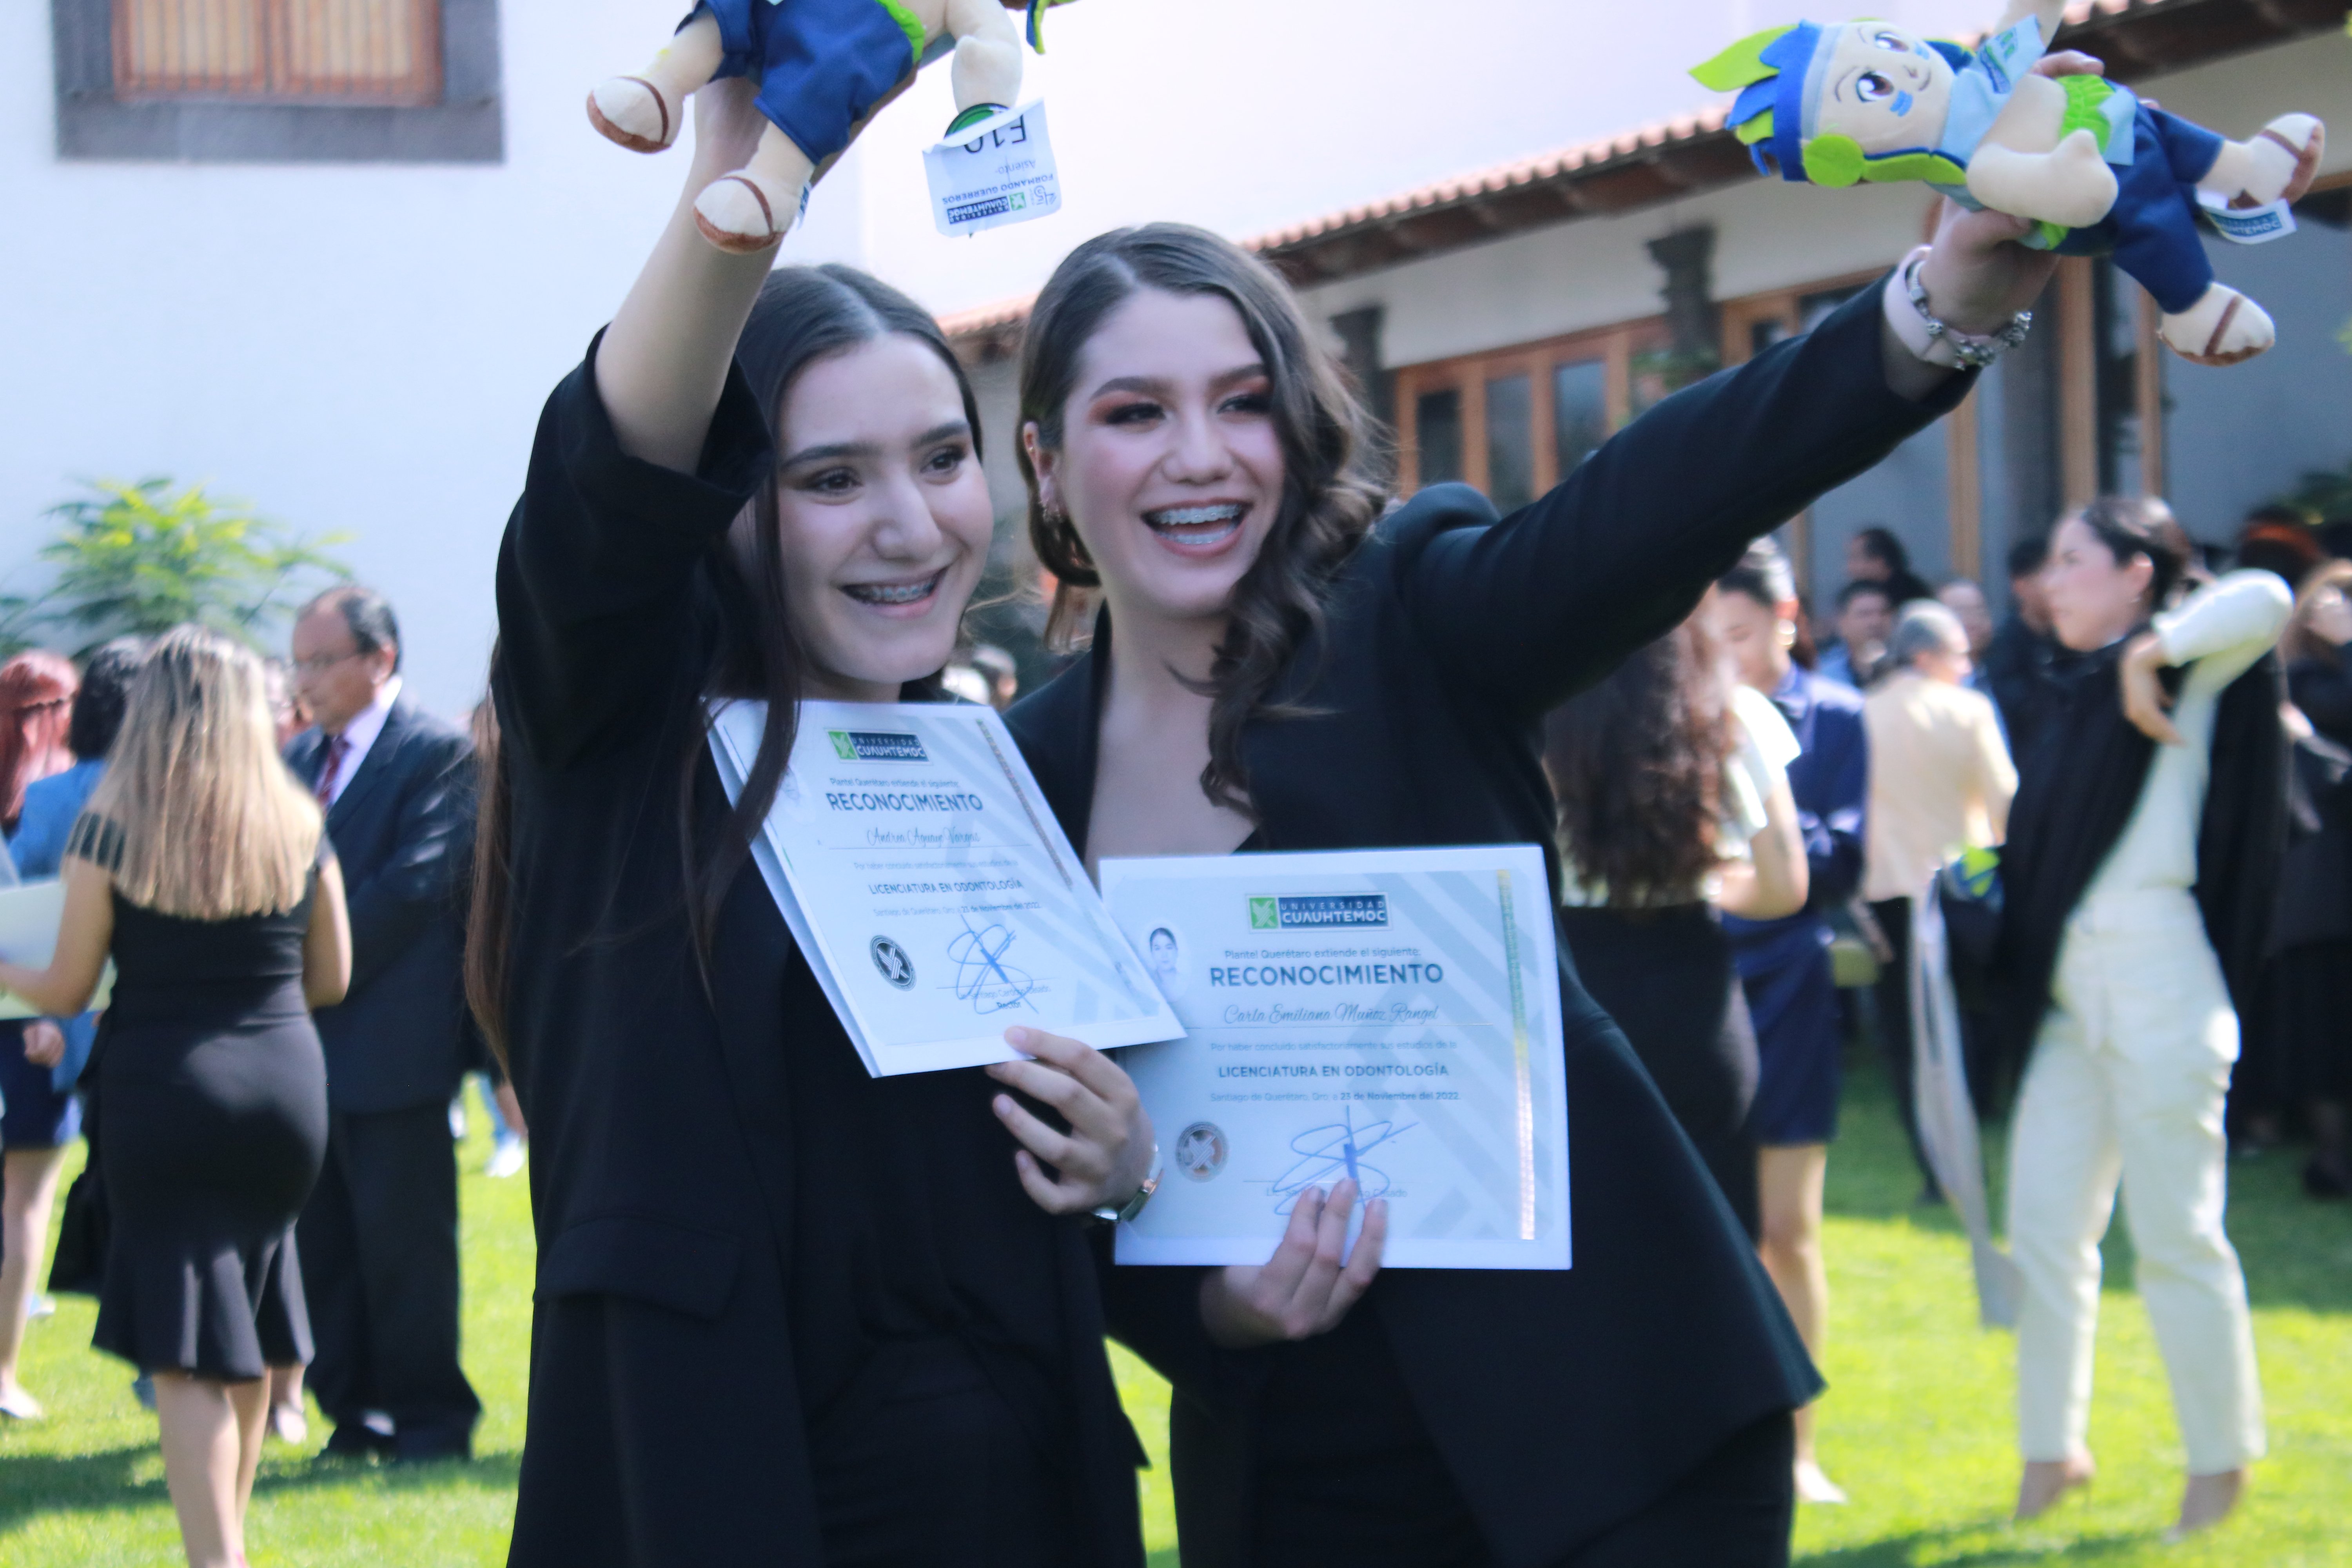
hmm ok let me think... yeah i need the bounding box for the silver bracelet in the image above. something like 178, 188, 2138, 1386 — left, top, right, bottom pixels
1093, 1143, 1162, 1226
1887, 245, 2033, 371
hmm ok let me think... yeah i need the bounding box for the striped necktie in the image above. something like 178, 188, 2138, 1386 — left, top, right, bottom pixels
315, 733, 348, 808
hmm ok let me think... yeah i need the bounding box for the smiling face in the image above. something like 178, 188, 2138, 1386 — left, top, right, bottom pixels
744, 334, 995, 702
1811, 24, 1954, 153
1024, 288, 1286, 636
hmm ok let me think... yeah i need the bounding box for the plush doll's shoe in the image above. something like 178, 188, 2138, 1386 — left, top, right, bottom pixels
2241, 114, 2324, 207
586, 75, 679, 153
693, 173, 794, 253
2160, 283, 2274, 366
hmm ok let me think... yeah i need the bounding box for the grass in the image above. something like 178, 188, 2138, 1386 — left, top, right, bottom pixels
3, 1061, 2346, 1566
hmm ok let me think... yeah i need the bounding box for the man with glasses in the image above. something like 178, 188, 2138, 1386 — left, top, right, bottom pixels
285, 586, 481, 1462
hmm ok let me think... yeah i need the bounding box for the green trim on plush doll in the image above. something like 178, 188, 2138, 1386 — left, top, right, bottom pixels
1690, 0, 2327, 367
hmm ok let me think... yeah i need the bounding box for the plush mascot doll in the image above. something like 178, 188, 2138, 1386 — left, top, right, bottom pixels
591, 0, 1080, 253
1693, 0, 2324, 365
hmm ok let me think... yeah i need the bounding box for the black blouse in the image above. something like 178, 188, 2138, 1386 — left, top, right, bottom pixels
493, 341, 1141, 1567
1007, 279, 1971, 1568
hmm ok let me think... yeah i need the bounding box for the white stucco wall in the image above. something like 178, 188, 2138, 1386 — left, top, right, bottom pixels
6, 5, 2340, 715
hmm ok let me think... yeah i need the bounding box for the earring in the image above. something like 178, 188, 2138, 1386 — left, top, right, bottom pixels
1777, 619, 1797, 650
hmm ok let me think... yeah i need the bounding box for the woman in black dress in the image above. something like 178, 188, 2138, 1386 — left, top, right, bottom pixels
471, 77, 1153, 1566
1000, 195, 2061, 1565
1544, 610, 1810, 1240
0, 626, 351, 1568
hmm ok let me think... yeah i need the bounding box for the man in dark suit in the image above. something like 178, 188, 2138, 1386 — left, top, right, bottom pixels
286, 586, 481, 1462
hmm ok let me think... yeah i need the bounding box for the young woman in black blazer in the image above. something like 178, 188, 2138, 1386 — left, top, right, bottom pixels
1001, 205, 2063, 1567
478, 81, 1156, 1567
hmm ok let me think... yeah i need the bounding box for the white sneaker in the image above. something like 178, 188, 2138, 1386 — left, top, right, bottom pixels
27, 1294, 55, 1320
485, 1138, 527, 1180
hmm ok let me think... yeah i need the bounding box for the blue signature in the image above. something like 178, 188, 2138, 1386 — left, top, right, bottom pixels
947, 915, 1036, 1014
1267, 1105, 1414, 1213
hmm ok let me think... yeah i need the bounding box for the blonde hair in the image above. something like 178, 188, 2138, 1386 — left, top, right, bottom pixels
86, 626, 322, 920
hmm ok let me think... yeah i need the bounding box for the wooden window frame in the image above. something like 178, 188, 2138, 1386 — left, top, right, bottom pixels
1391, 318, 1668, 497
52, 0, 502, 163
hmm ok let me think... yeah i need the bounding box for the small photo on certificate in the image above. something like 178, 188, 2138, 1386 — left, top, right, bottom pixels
1099, 846, 1571, 1271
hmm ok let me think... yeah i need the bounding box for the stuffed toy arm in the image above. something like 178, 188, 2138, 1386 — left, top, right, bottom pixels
1991, 0, 2070, 40
947, 0, 1025, 125
1965, 76, 2119, 227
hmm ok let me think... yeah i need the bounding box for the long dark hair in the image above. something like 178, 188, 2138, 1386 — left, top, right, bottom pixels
1016, 224, 1387, 814
2067, 494, 2185, 614
1543, 617, 1733, 906
464, 266, 982, 1058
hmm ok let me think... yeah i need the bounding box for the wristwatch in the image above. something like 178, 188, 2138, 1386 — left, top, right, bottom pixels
1094, 1144, 1163, 1226
1883, 244, 2033, 371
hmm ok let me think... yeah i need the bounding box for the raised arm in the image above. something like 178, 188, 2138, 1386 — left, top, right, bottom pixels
597, 78, 782, 470
1405, 203, 2058, 720
497, 78, 791, 771
2121, 570, 2295, 744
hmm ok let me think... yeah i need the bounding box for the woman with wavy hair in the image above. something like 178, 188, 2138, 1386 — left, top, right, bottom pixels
0, 626, 351, 1568
1002, 195, 2059, 1564
1544, 610, 1809, 1241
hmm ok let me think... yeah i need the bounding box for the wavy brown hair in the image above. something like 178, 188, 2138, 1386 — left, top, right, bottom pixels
1016, 224, 1387, 814
1542, 616, 1734, 907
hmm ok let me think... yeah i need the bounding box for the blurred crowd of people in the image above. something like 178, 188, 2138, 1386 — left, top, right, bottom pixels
0, 588, 508, 1567
1543, 492, 2348, 1520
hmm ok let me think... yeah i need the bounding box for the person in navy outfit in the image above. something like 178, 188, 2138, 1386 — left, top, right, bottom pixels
1712, 540, 1868, 1506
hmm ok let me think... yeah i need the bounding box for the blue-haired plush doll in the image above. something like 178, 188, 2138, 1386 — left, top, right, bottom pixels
590, 0, 1080, 252
1692, 0, 2323, 365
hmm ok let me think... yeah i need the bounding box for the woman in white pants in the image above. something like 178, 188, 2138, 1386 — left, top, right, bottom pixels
2000, 498, 2288, 1539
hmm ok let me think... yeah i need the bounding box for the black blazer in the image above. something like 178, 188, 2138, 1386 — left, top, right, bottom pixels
1006, 280, 1971, 1568
287, 697, 474, 1115
490, 344, 1142, 1568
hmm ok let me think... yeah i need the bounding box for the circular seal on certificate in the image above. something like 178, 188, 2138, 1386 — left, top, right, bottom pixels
869, 936, 915, 990
1173, 1122, 1228, 1182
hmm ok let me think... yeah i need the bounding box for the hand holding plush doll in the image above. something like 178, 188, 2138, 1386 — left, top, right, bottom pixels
1694, 0, 2324, 365
591, 0, 1076, 253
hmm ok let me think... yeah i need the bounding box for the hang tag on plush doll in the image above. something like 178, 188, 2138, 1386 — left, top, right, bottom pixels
2196, 191, 2297, 245
924, 101, 1061, 237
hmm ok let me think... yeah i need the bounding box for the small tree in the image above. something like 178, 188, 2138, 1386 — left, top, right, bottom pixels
34, 478, 350, 652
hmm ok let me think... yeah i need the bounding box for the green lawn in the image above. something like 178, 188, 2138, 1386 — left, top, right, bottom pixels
3, 1062, 2346, 1566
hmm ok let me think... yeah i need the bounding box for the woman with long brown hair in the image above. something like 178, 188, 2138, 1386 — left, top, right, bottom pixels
1544, 607, 1809, 1239
1002, 188, 2060, 1562
0, 626, 351, 1568
475, 78, 1152, 1567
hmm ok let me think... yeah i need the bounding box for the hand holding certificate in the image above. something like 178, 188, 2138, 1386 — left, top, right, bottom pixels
1098, 846, 1572, 1270
708, 700, 1181, 1077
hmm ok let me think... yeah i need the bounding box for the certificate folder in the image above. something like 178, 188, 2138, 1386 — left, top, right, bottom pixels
1099, 846, 1571, 1270
0, 880, 113, 1019
709, 701, 1181, 1078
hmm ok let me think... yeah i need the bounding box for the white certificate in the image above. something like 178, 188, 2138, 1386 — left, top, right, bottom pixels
0, 880, 113, 1019
1098, 847, 1570, 1270
709, 701, 1180, 1077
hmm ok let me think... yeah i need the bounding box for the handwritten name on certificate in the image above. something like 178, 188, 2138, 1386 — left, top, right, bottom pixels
1098, 847, 1571, 1270
709, 701, 1180, 1078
